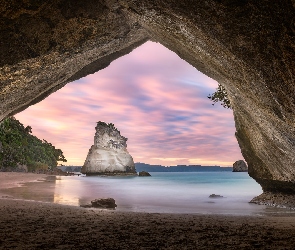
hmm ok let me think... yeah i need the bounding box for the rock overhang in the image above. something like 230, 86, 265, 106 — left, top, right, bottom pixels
1, 0, 295, 201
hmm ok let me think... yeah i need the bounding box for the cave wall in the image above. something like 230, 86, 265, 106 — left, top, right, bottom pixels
120, 0, 295, 193
0, 0, 149, 119
1, 0, 295, 194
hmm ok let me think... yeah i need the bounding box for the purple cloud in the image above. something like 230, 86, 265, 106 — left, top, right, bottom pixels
15, 41, 243, 167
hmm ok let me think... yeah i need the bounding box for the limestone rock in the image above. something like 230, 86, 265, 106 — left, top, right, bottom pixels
81, 122, 136, 175
138, 171, 151, 176
232, 160, 248, 172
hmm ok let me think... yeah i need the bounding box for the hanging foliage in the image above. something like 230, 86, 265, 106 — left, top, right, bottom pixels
208, 83, 231, 109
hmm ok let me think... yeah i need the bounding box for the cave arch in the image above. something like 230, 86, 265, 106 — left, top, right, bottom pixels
1, 1, 295, 201
16, 41, 242, 168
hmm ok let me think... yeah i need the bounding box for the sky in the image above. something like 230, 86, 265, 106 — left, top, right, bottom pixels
15, 41, 243, 167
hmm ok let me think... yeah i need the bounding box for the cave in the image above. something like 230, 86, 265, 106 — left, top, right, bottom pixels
1, 1, 295, 203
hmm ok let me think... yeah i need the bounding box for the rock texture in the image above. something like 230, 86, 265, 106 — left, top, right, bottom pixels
1, 1, 295, 202
233, 160, 248, 172
138, 171, 151, 177
81, 122, 136, 175
0, 1, 149, 120
250, 192, 295, 210
81, 198, 117, 209
91, 198, 117, 208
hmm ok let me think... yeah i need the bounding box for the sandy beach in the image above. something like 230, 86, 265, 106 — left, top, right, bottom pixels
1, 173, 295, 249
0, 172, 47, 192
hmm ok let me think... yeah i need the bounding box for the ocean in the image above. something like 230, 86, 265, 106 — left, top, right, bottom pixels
51, 172, 283, 215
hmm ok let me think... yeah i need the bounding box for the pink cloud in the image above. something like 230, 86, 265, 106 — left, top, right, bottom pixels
15, 41, 243, 167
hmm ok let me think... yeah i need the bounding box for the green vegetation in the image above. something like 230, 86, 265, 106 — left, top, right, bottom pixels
0, 117, 67, 172
208, 83, 231, 109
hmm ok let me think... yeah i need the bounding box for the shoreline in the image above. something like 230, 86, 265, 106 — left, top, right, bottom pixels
2, 173, 295, 248
0, 172, 48, 197
1, 198, 295, 249
0, 172, 293, 216
0, 172, 267, 216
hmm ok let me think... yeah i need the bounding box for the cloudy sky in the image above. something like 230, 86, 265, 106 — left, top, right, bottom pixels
15, 41, 243, 167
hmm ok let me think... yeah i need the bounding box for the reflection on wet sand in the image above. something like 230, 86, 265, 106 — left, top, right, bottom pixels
54, 176, 96, 207
2, 175, 91, 207
3, 175, 56, 203
53, 177, 80, 206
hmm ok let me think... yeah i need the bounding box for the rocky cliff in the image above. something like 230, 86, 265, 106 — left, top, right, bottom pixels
1, 1, 295, 204
81, 122, 136, 175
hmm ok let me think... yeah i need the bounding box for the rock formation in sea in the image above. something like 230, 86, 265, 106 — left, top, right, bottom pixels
232, 160, 248, 172
138, 171, 151, 177
81, 122, 136, 175
209, 194, 224, 198
1, 1, 295, 206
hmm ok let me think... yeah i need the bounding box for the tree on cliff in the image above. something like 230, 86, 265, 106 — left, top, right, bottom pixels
0, 117, 67, 171
208, 83, 231, 109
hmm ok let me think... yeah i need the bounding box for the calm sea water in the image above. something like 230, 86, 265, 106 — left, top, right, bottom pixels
51, 172, 280, 215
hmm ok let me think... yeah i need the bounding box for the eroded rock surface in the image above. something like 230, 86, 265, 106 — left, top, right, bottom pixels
0, 0, 149, 120
250, 192, 295, 210
81, 122, 136, 175
1, 1, 295, 202
80, 198, 117, 209
138, 171, 151, 177
233, 160, 248, 172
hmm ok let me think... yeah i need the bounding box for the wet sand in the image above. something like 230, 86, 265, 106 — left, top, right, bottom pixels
1, 173, 295, 249
0, 172, 47, 193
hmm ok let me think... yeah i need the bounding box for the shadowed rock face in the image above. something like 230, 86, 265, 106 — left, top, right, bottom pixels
233, 160, 248, 173
1, 1, 295, 199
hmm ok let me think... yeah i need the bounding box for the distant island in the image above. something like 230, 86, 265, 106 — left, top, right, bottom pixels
135, 163, 232, 172
59, 163, 232, 173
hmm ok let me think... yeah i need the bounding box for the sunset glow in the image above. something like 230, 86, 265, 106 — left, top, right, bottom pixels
16, 42, 243, 167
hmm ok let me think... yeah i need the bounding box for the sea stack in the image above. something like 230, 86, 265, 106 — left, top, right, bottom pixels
232, 160, 248, 172
81, 122, 136, 176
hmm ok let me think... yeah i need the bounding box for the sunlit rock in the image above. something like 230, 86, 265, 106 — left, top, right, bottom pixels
81, 122, 136, 175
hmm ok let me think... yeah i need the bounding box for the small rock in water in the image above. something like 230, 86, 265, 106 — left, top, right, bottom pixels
91, 198, 117, 208
138, 171, 151, 176
232, 160, 248, 172
209, 194, 224, 198
80, 198, 117, 209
